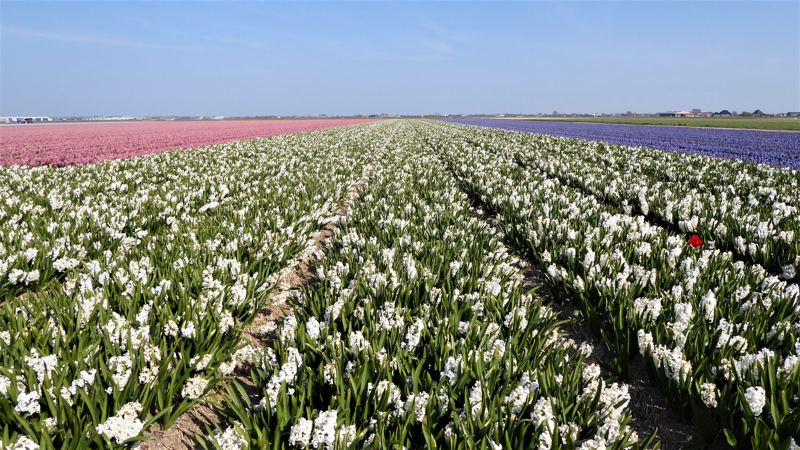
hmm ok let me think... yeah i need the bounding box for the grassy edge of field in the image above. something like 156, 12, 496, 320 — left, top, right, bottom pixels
488, 116, 800, 131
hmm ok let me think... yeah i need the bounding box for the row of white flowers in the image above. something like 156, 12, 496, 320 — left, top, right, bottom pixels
0, 122, 388, 448
431, 121, 799, 449
504, 132, 798, 280
208, 122, 642, 449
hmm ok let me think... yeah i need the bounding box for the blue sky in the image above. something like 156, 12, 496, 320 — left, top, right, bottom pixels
1, 1, 798, 116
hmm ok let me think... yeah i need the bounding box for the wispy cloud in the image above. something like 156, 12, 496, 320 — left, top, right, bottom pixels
2, 26, 193, 50
417, 18, 470, 45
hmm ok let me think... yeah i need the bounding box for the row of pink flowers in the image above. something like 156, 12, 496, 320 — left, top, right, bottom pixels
0, 119, 377, 167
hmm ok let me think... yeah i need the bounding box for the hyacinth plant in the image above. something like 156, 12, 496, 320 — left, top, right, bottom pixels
504, 134, 799, 282
429, 121, 799, 449
444, 118, 800, 169
205, 123, 647, 450
0, 122, 391, 449
443, 121, 800, 281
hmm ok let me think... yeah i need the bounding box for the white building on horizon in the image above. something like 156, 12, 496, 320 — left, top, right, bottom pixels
1, 116, 53, 123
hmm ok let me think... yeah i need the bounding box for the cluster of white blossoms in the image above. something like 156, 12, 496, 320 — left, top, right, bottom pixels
405, 391, 431, 422
505, 372, 539, 416
5, 435, 40, 450
700, 382, 718, 408
313, 411, 353, 450
210, 422, 249, 450
258, 346, 304, 410
433, 121, 799, 445
288, 418, 314, 448
14, 391, 41, 416
95, 402, 144, 444
7, 268, 40, 285
744, 386, 767, 417
181, 375, 210, 399
0, 122, 388, 447
633, 297, 662, 322
23, 350, 58, 384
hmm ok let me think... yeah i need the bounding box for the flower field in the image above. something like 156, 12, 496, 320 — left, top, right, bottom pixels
0, 119, 375, 167
445, 118, 800, 169
429, 122, 799, 448
1, 120, 798, 449
0, 123, 384, 448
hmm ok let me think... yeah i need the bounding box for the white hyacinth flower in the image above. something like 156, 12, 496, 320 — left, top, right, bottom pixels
744, 386, 766, 416
288, 417, 313, 448
96, 402, 144, 444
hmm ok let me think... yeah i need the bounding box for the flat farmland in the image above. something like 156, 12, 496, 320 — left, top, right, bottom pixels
0, 119, 376, 166
1, 120, 798, 450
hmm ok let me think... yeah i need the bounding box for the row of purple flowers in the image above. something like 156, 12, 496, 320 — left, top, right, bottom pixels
444, 118, 800, 169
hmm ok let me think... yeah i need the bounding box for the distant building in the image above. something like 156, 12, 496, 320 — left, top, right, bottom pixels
787, 112, 800, 117
1, 116, 52, 123
658, 111, 700, 118
712, 110, 733, 117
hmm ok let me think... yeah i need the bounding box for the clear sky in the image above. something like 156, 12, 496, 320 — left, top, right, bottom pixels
1, 1, 798, 116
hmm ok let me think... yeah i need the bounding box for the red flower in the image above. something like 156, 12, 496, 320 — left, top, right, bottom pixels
688, 234, 703, 249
